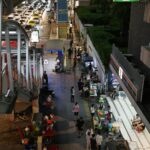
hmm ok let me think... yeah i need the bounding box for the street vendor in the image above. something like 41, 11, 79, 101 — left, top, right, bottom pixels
43, 95, 55, 110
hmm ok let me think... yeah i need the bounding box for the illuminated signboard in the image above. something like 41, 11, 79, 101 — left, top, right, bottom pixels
2, 41, 17, 49
31, 30, 39, 43
113, 0, 139, 2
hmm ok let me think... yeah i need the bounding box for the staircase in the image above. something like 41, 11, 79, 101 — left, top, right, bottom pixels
106, 92, 150, 150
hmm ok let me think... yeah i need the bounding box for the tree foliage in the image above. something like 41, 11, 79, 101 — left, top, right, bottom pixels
76, 2, 130, 68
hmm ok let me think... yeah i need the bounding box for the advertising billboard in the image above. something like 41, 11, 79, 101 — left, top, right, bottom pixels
31, 30, 39, 43
2, 41, 17, 49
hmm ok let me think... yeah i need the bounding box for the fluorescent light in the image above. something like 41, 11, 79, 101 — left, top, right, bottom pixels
2, 31, 17, 35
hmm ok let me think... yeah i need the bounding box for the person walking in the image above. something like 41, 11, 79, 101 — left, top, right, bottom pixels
78, 78, 84, 93
68, 48, 72, 59
86, 131, 91, 150
86, 127, 94, 136
43, 71, 48, 86
70, 86, 75, 102
76, 117, 84, 138
72, 102, 80, 120
90, 104, 96, 118
73, 57, 77, 71
96, 131, 103, 150
90, 134, 97, 150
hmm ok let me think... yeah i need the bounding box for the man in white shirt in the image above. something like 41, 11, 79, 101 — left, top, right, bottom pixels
90, 104, 95, 117
96, 131, 103, 150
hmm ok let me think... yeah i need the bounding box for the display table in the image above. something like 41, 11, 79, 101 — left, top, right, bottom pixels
32, 113, 43, 125
90, 83, 97, 97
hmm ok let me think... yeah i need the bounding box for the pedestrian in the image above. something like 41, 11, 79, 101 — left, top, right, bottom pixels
106, 111, 112, 121
70, 86, 75, 102
73, 57, 77, 70
74, 47, 77, 58
88, 62, 92, 72
108, 120, 113, 132
90, 104, 96, 118
70, 39, 73, 47
86, 131, 91, 150
86, 127, 94, 136
72, 102, 80, 120
78, 79, 83, 93
76, 117, 84, 138
90, 134, 97, 150
68, 48, 72, 59
43, 71, 48, 85
96, 131, 103, 150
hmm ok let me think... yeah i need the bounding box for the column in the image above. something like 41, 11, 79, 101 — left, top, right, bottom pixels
5, 26, 14, 92
33, 48, 36, 81
39, 56, 43, 87
29, 55, 33, 89
35, 54, 38, 81
26, 40, 29, 89
17, 29, 21, 84
0, 0, 2, 94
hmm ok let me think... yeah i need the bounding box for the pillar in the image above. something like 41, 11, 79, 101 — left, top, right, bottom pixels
26, 40, 29, 89
0, 0, 2, 94
17, 29, 21, 84
33, 48, 36, 81
5, 26, 14, 92
29, 55, 33, 89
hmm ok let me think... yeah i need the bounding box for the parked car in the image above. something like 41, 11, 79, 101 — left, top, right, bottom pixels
28, 20, 36, 27
32, 17, 40, 24
7, 14, 14, 20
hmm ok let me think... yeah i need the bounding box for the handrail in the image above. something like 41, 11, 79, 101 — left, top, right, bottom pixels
5, 89, 10, 97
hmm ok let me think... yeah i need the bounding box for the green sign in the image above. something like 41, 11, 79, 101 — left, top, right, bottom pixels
113, 0, 139, 2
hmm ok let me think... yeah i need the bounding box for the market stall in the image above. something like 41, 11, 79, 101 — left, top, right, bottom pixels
90, 83, 97, 97
92, 95, 121, 136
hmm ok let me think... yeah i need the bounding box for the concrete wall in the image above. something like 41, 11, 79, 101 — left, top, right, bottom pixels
86, 35, 105, 83
128, 3, 150, 59
75, 13, 106, 83
75, 13, 86, 39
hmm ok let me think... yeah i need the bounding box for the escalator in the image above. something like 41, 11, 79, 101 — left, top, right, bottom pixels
0, 68, 17, 113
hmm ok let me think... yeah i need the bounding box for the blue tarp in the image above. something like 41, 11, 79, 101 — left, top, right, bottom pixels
47, 49, 64, 53
58, 13, 68, 22
58, 0, 67, 9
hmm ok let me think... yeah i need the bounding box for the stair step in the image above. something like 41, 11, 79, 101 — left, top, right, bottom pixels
106, 97, 131, 141
113, 99, 142, 148
118, 97, 150, 148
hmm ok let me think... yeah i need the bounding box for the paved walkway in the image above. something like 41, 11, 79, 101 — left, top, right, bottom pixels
43, 50, 91, 150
